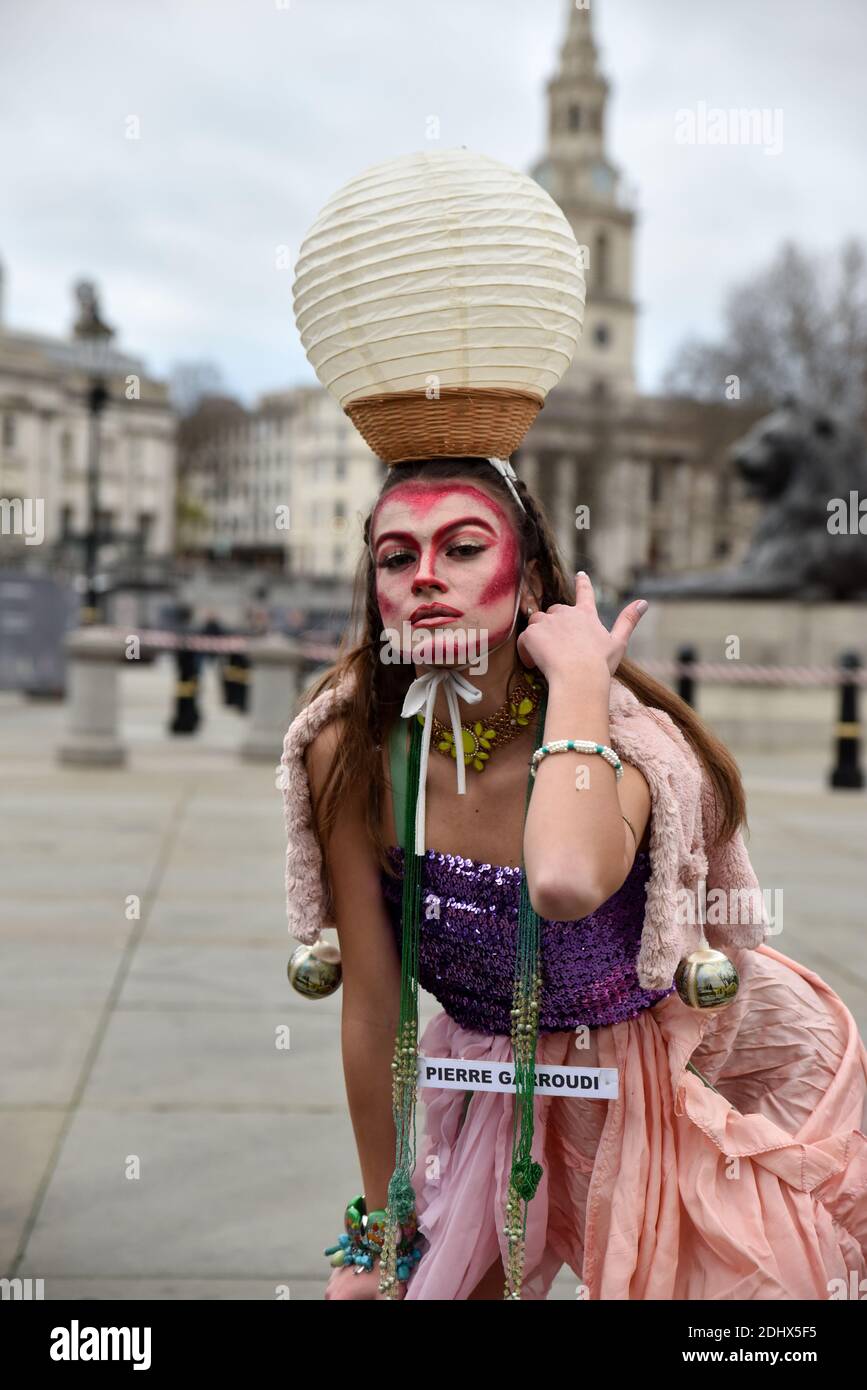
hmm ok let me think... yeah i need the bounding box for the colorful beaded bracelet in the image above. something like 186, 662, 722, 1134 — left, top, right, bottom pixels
324, 1194, 424, 1283
530, 738, 623, 781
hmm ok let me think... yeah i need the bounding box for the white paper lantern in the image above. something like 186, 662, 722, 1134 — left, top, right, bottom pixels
292, 148, 586, 463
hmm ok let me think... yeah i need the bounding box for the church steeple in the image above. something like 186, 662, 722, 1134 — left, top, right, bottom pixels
549, 2, 609, 163
562, 1, 599, 65
531, 0, 637, 397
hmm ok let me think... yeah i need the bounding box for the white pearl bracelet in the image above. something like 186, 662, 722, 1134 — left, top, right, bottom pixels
530, 738, 623, 781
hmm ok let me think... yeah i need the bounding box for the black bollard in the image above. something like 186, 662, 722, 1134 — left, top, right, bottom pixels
233, 652, 250, 712
169, 646, 201, 734
676, 644, 697, 709
829, 651, 864, 790
222, 651, 250, 711
221, 653, 235, 707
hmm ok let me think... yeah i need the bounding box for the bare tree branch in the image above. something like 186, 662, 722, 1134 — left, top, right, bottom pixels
663, 237, 867, 429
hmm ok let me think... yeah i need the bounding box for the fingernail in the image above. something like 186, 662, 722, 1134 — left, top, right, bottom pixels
635, 599, 648, 615
577, 570, 586, 578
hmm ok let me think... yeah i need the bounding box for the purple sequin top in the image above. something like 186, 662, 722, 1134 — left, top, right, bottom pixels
380, 846, 676, 1036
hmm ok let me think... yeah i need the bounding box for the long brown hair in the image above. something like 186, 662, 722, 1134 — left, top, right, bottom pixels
302, 457, 747, 873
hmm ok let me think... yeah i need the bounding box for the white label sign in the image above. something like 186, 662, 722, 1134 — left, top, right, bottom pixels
417, 1054, 618, 1099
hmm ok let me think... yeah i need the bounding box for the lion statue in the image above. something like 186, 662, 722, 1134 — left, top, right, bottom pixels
641, 397, 867, 599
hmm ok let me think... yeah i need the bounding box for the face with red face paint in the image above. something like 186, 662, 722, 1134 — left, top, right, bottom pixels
371, 479, 523, 663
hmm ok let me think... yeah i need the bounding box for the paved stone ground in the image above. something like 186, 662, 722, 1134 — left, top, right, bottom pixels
2, 659, 865, 1301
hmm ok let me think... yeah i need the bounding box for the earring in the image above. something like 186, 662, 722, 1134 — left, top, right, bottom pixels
526, 603, 536, 616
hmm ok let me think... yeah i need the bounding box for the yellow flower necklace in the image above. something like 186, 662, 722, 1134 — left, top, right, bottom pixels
416, 668, 542, 772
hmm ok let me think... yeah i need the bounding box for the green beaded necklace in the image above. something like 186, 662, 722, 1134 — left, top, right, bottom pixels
378, 686, 550, 1301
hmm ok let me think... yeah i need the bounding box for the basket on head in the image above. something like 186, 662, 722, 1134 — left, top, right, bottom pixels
292, 148, 586, 464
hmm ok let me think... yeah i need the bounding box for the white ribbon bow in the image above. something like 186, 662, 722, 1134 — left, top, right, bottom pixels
400, 668, 484, 854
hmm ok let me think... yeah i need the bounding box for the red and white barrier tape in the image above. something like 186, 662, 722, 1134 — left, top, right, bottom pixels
98, 626, 337, 660
637, 660, 867, 687
106, 627, 252, 653
94, 629, 867, 684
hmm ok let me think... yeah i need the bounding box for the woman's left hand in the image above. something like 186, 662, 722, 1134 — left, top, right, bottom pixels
516, 572, 648, 683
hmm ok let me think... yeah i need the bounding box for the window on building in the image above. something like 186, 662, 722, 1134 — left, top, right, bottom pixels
60, 431, 75, 476
333, 499, 346, 526
649, 462, 664, 505
568, 104, 581, 131
717, 471, 732, 509
593, 323, 610, 348
60, 505, 74, 539
594, 231, 609, 292
2, 413, 15, 448
333, 546, 345, 570
335, 456, 347, 480
137, 512, 154, 550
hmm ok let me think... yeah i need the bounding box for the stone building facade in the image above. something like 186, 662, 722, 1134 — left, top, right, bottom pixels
177, 384, 383, 579
0, 269, 176, 564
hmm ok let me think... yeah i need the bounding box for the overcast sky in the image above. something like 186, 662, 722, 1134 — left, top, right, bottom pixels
1, 0, 864, 405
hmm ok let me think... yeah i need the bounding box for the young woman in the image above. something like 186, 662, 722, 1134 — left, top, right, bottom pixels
281, 455, 867, 1302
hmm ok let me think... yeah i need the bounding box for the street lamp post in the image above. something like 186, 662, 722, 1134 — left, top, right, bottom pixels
82, 378, 109, 622
46, 281, 140, 626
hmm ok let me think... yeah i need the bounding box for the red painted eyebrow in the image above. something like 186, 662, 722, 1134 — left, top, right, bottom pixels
374, 515, 497, 551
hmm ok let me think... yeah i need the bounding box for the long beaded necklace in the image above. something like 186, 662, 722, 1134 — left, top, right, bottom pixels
417, 666, 543, 772
378, 686, 550, 1300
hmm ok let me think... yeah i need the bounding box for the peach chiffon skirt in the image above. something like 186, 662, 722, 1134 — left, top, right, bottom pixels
403, 944, 867, 1300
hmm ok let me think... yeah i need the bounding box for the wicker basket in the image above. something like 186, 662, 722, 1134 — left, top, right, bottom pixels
346, 386, 543, 464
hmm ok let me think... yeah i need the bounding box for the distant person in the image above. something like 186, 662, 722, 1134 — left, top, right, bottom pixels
246, 605, 270, 636
198, 611, 225, 666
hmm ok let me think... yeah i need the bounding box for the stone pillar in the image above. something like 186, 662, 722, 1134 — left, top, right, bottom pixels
240, 635, 307, 763
599, 458, 644, 594
516, 449, 539, 498
553, 453, 578, 571
57, 627, 126, 766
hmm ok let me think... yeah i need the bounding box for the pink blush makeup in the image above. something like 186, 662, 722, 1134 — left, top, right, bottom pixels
478, 527, 519, 606
371, 481, 509, 534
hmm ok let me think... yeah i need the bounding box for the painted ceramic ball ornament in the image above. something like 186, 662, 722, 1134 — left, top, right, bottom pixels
288, 939, 342, 998
675, 947, 740, 1010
